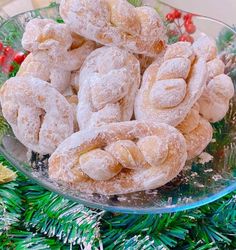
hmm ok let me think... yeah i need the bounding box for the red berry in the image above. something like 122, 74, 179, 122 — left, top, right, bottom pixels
184, 19, 193, 26
183, 13, 193, 22
0, 55, 5, 66
185, 23, 196, 34
173, 9, 182, 19
4, 46, 14, 56
0, 42, 3, 52
13, 52, 26, 64
166, 13, 175, 22
179, 34, 194, 43
9, 65, 15, 73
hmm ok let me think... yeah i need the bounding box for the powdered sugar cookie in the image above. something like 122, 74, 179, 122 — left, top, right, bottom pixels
60, 0, 166, 56
77, 46, 140, 130
20, 18, 96, 92
22, 18, 72, 55
194, 36, 235, 122
48, 121, 187, 195
177, 104, 213, 160
0, 76, 74, 155
135, 42, 207, 126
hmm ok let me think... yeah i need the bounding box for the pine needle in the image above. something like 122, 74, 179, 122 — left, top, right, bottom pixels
21, 183, 104, 247
0, 115, 11, 142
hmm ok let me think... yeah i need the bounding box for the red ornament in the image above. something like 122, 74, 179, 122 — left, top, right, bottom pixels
13, 52, 26, 65
179, 34, 194, 43
4, 46, 14, 57
172, 9, 181, 19
185, 23, 196, 34
166, 13, 175, 22
0, 55, 5, 66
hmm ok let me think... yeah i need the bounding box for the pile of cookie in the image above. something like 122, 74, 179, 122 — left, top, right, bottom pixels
0, 0, 234, 195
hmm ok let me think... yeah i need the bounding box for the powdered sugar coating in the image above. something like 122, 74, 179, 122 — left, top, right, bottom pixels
48, 121, 187, 195
20, 18, 96, 93
22, 18, 73, 55
193, 35, 217, 62
134, 42, 207, 126
0, 76, 74, 154
164, 42, 195, 63
59, 0, 166, 56
195, 36, 235, 122
207, 58, 225, 82
17, 52, 71, 93
199, 74, 234, 122
157, 58, 191, 80
149, 79, 187, 109
18, 38, 96, 93
177, 105, 213, 160
77, 46, 140, 129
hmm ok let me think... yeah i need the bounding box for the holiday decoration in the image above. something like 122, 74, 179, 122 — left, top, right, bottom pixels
165, 10, 196, 44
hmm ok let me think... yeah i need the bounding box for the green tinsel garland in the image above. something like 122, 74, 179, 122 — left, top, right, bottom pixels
0, 2, 236, 249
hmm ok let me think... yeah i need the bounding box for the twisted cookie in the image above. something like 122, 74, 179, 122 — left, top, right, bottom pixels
22, 18, 72, 55
60, 0, 166, 56
0, 76, 74, 155
193, 36, 234, 122
19, 19, 96, 92
77, 46, 140, 130
177, 104, 213, 160
135, 42, 207, 126
17, 52, 71, 93
48, 121, 187, 195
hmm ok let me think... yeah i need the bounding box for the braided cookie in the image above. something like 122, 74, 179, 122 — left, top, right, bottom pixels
19, 19, 96, 92
22, 18, 73, 55
48, 121, 187, 195
17, 52, 71, 93
60, 0, 166, 56
177, 104, 213, 160
77, 46, 140, 130
0, 76, 74, 155
193, 36, 235, 122
135, 42, 207, 126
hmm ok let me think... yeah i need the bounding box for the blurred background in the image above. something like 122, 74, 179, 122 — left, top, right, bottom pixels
0, 0, 235, 25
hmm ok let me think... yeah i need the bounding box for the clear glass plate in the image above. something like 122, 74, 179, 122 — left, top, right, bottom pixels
0, 1, 235, 214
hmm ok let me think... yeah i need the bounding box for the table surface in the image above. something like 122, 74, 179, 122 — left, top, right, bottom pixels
0, 0, 235, 26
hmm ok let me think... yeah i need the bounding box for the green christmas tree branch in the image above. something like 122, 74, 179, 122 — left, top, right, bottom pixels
21, 183, 104, 247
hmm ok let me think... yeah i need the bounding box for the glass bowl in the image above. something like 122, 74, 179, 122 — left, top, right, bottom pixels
0, 1, 235, 214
